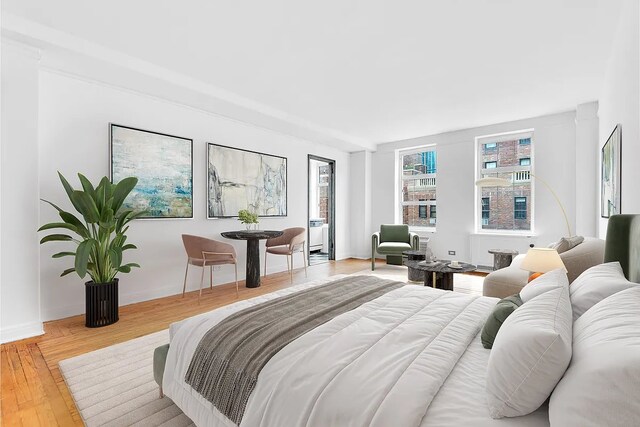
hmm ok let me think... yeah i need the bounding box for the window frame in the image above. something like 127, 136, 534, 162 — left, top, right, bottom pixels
519, 157, 531, 166
474, 129, 535, 235
514, 196, 527, 220
397, 145, 437, 231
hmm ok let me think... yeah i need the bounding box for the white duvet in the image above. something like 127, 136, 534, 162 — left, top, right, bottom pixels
163, 277, 549, 427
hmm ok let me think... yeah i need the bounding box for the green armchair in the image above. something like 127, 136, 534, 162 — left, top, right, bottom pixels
372, 224, 420, 270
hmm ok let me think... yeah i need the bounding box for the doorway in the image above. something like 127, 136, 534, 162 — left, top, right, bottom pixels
308, 155, 335, 265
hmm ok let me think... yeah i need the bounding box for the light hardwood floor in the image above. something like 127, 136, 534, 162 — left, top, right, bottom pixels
1, 259, 371, 427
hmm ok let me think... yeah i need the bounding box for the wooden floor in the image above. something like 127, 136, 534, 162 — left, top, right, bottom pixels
0, 259, 371, 427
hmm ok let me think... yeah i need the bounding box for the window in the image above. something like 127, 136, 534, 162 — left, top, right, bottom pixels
484, 143, 497, 150
476, 131, 533, 232
481, 197, 490, 225
399, 147, 437, 228
484, 161, 497, 169
514, 197, 527, 219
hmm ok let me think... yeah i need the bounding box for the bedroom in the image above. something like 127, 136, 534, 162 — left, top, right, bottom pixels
1, 0, 639, 426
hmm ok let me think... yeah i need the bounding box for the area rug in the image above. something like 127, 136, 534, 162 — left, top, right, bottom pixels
59, 330, 193, 427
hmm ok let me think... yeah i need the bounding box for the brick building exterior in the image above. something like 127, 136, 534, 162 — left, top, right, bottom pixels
480, 138, 532, 231
401, 151, 437, 227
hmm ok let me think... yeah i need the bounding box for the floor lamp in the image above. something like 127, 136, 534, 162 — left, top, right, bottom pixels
475, 173, 573, 237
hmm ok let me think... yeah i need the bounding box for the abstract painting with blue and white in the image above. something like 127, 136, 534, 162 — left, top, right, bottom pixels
111, 124, 193, 218
208, 144, 287, 218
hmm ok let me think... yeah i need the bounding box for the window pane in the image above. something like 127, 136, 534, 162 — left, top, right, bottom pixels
519, 138, 531, 145
484, 161, 497, 169
400, 149, 437, 228
519, 158, 531, 166
402, 178, 436, 202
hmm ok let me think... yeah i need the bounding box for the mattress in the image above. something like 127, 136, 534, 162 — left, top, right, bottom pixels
163, 276, 549, 427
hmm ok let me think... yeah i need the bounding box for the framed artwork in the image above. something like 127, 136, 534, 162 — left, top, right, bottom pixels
601, 124, 621, 218
207, 144, 287, 218
110, 124, 193, 219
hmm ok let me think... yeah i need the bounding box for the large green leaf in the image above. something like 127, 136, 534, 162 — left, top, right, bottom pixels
58, 172, 86, 214
75, 239, 96, 278
122, 244, 137, 251
38, 222, 78, 233
59, 211, 90, 238
108, 247, 122, 269
77, 173, 96, 201
70, 190, 100, 223
111, 177, 138, 213
52, 251, 76, 258
40, 234, 73, 244
117, 262, 140, 274
60, 268, 76, 277
99, 207, 115, 230
41, 198, 64, 213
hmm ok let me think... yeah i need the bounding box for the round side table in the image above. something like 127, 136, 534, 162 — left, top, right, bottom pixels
403, 250, 427, 282
488, 249, 519, 270
221, 230, 283, 288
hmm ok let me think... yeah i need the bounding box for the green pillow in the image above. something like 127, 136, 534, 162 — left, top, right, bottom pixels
481, 294, 523, 349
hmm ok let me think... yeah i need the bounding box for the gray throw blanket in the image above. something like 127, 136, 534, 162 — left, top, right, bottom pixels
185, 275, 403, 424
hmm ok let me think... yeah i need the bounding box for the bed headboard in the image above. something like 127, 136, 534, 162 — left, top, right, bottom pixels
604, 214, 640, 283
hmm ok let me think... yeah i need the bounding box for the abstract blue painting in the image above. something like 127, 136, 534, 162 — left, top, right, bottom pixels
111, 124, 193, 218
207, 144, 287, 218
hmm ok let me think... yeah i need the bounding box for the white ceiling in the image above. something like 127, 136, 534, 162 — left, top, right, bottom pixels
2, 0, 624, 149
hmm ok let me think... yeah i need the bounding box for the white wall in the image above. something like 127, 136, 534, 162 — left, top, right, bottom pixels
575, 101, 599, 237
1, 42, 44, 342
37, 70, 351, 321
348, 151, 372, 258
598, 0, 640, 238
371, 111, 579, 267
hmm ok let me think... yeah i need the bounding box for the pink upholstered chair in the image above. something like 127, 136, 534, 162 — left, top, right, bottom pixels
181, 234, 238, 301
264, 227, 307, 282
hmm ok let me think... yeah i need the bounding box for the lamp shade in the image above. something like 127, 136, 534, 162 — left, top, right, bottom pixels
475, 177, 511, 187
520, 248, 567, 273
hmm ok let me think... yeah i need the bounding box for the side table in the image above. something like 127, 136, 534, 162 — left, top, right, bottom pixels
403, 250, 426, 282
488, 249, 519, 270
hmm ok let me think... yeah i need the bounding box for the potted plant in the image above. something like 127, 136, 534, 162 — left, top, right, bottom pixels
237, 209, 259, 230
39, 172, 145, 327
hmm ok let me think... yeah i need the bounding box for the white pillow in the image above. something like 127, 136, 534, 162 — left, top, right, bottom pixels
519, 268, 568, 302
569, 262, 637, 321
549, 287, 640, 426
486, 283, 572, 418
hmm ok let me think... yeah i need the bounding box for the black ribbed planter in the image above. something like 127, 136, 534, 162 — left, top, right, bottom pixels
85, 279, 119, 327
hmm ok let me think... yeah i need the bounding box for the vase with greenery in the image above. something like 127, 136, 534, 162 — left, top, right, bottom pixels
237, 209, 259, 230
39, 172, 146, 327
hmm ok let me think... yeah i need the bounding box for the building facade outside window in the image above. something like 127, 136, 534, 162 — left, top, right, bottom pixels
476, 131, 533, 232
399, 147, 437, 228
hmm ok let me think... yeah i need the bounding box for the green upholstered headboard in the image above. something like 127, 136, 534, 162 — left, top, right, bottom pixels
604, 214, 640, 283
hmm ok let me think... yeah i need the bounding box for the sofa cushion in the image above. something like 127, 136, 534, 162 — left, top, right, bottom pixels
481, 294, 523, 349
553, 235, 584, 254
569, 262, 637, 321
376, 242, 412, 254
379, 224, 409, 243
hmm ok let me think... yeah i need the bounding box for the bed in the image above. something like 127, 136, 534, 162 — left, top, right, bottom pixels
160, 214, 640, 427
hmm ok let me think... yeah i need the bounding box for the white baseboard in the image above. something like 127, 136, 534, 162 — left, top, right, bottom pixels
0, 321, 44, 344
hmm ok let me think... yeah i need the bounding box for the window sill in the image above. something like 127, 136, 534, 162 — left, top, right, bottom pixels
409, 226, 436, 235
471, 231, 537, 238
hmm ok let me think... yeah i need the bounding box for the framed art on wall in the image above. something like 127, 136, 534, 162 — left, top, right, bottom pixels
601, 124, 621, 218
110, 124, 193, 219
207, 144, 287, 218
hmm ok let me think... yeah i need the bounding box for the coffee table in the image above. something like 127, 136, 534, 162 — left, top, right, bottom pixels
404, 260, 477, 291
403, 250, 426, 281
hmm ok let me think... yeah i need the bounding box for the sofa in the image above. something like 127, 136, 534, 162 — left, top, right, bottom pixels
483, 237, 605, 298
371, 224, 420, 270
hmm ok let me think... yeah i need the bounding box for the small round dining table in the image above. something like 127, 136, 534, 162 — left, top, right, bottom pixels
221, 230, 283, 288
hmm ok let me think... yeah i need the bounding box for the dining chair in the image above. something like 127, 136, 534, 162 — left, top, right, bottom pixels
181, 234, 238, 302
264, 227, 308, 282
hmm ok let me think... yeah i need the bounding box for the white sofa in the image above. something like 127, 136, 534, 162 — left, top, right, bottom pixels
483, 237, 605, 299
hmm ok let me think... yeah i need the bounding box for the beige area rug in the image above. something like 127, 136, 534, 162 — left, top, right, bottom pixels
59, 269, 484, 426
59, 330, 191, 427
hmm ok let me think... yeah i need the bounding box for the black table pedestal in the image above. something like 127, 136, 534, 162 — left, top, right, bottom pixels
246, 238, 261, 288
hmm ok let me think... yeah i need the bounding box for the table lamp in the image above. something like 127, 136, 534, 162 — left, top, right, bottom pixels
520, 248, 566, 282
